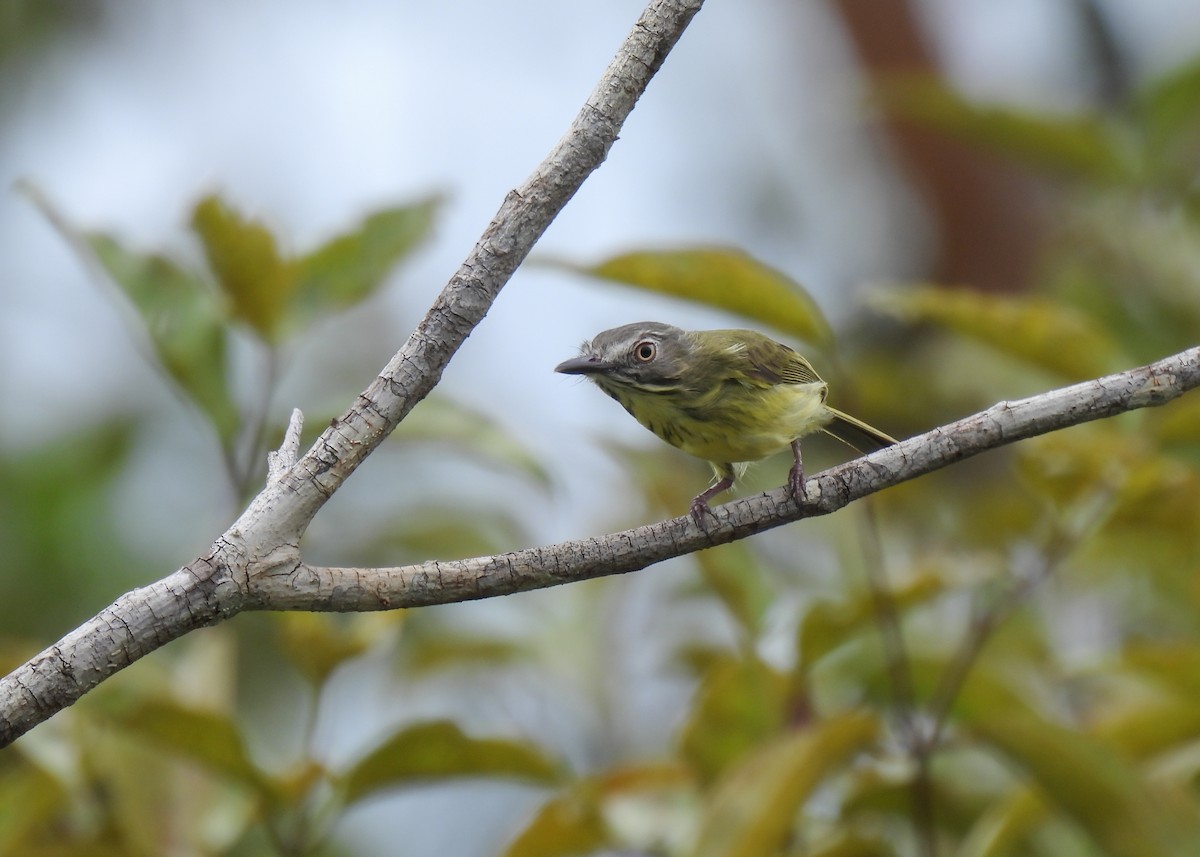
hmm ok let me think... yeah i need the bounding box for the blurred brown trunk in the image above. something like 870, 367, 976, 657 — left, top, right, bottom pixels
831, 0, 1048, 293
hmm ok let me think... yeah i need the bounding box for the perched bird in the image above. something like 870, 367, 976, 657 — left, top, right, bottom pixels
555, 321, 896, 523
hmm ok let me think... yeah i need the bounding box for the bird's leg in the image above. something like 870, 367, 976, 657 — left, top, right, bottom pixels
788, 439, 807, 502
690, 465, 735, 526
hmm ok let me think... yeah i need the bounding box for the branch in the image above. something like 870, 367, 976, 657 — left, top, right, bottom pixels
0, 0, 706, 748
250, 346, 1200, 611
271, 0, 705, 538
0, 0, 1195, 752
3, 331, 1197, 745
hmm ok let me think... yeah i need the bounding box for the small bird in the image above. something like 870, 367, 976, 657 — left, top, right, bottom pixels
555, 322, 896, 523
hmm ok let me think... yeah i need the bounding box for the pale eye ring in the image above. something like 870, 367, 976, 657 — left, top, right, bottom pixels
634, 340, 656, 362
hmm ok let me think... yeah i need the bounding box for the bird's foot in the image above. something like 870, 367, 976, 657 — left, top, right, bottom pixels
787, 461, 807, 504
688, 470, 735, 529
689, 497, 716, 528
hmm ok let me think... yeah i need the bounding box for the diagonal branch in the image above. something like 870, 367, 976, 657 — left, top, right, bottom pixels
271, 0, 707, 538
248, 346, 1200, 611
1, 0, 1196, 754
0, 0, 706, 749
1, 331, 1196, 747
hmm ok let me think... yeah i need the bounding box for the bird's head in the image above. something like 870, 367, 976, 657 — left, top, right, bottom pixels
554, 321, 691, 393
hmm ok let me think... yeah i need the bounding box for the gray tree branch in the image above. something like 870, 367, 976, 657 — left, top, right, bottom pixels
6, 341, 1196, 747
0, 0, 706, 748
1, 0, 1196, 753
250, 346, 1200, 610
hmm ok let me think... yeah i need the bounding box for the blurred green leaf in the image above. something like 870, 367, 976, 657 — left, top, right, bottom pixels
1096, 694, 1200, 761
1108, 451, 1200, 537
191, 194, 296, 341
0, 759, 65, 853
502, 763, 694, 857
1018, 430, 1200, 549
87, 234, 239, 440
679, 656, 787, 784
873, 286, 1119, 379
25, 185, 238, 442
292, 195, 441, 331
401, 632, 526, 676
1051, 194, 1200, 361
957, 787, 1048, 857
104, 698, 269, 796
958, 671, 1194, 857
1016, 429, 1134, 509
878, 75, 1130, 182
341, 720, 561, 805
550, 247, 833, 348
501, 790, 610, 857
606, 439, 709, 521
1151, 392, 1200, 448
275, 613, 392, 685
397, 395, 552, 488
693, 542, 773, 637
672, 643, 735, 679
374, 506, 530, 562
0, 422, 148, 637
692, 711, 878, 857
88, 728, 206, 857
805, 832, 900, 857
1123, 641, 1200, 698
1133, 58, 1200, 175
797, 574, 945, 674
594, 762, 695, 854
0, 0, 92, 67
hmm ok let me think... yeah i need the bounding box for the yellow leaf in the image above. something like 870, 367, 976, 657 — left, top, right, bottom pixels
274, 613, 387, 685
104, 699, 272, 797
958, 670, 1194, 857
878, 74, 1129, 181
691, 711, 878, 857
553, 247, 833, 348
678, 656, 788, 784
191, 195, 296, 341
957, 787, 1048, 857
0, 759, 64, 853
501, 790, 609, 857
798, 574, 945, 674
873, 286, 1118, 379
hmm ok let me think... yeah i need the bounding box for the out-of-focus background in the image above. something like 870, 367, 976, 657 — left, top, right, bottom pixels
4, 2, 1200, 856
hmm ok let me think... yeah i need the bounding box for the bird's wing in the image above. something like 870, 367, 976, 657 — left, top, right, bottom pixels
738, 336, 823, 386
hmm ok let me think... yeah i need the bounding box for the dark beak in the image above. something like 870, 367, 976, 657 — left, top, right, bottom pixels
555, 355, 608, 375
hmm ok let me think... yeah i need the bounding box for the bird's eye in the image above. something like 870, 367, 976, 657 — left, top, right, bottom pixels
634, 341, 656, 362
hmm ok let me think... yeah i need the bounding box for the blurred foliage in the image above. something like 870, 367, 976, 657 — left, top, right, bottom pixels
22, 182, 443, 499
0, 421, 150, 638
541, 246, 835, 351
0, 1, 100, 85
6, 30, 1200, 857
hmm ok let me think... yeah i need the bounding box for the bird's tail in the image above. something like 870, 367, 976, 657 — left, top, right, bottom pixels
821, 406, 897, 453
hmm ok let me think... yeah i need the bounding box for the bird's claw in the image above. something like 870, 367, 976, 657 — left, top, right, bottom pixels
788, 463, 807, 504
689, 499, 715, 528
